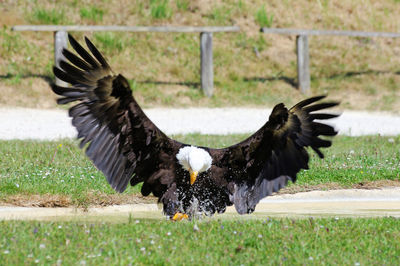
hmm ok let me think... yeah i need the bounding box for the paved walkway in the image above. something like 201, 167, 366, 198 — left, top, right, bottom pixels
1, 107, 399, 140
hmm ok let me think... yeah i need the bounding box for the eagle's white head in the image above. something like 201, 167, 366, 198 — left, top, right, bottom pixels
176, 146, 212, 185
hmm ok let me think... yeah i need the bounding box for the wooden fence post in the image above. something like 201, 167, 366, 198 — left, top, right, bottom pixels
54, 30, 69, 87
200, 32, 213, 97
296, 35, 310, 94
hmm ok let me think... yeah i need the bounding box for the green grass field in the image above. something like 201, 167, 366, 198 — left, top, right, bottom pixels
0, 135, 399, 265
0, 218, 399, 265
0, 135, 399, 206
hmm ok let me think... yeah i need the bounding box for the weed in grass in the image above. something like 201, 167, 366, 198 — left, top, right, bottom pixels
128, 79, 139, 92
248, 35, 269, 53
381, 94, 396, 110
176, 0, 190, 11
255, 5, 274, 28
365, 85, 377, 95
181, 88, 203, 101
237, 0, 246, 11
130, 0, 146, 16
94, 32, 126, 54
71, 193, 90, 211
150, 0, 172, 19
317, 0, 330, 9
208, 5, 233, 24
80, 6, 105, 22
0, 29, 23, 56
28, 8, 68, 25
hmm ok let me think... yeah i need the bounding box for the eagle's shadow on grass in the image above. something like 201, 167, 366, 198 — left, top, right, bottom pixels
0, 74, 53, 85
328, 69, 400, 79
136, 80, 201, 89
244, 76, 297, 88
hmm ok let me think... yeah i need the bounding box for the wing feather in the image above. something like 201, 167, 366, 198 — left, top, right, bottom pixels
209, 95, 339, 214
67, 34, 100, 68
52, 34, 183, 194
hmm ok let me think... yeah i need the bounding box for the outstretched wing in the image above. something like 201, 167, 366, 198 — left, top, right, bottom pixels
52, 34, 183, 195
209, 96, 339, 214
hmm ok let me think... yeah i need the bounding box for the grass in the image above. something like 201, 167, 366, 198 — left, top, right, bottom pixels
0, 135, 399, 206
176, 0, 190, 11
1, 0, 400, 110
255, 5, 274, 28
94, 32, 130, 54
0, 218, 399, 264
207, 4, 233, 25
27, 8, 68, 25
150, 0, 172, 19
80, 6, 105, 22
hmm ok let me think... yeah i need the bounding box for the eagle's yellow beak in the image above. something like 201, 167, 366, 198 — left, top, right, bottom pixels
190, 170, 198, 185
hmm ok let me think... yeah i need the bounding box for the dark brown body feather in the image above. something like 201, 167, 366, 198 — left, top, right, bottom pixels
52, 35, 339, 217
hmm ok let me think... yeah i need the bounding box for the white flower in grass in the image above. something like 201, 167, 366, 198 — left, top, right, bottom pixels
193, 224, 199, 232
167, 232, 171, 236
3, 250, 9, 254
39, 244, 45, 249
15, 184, 19, 188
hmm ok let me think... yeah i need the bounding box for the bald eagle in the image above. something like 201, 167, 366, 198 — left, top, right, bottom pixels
52, 35, 339, 220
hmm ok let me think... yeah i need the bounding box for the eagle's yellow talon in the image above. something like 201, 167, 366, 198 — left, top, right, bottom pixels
172, 212, 189, 221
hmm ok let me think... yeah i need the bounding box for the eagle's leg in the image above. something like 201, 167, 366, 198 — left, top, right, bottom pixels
171, 212, 189, 221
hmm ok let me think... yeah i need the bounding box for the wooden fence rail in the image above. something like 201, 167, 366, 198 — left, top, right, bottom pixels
12, 25, 240, 96
261, 28, 400, 94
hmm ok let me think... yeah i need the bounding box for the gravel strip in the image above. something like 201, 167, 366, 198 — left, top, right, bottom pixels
1, 107, 399, 140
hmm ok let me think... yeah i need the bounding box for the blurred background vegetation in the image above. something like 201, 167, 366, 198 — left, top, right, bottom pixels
1, 0, 400, 111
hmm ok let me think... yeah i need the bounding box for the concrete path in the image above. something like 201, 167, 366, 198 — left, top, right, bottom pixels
1, 188, 399, 221
0, 107, 400, 140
